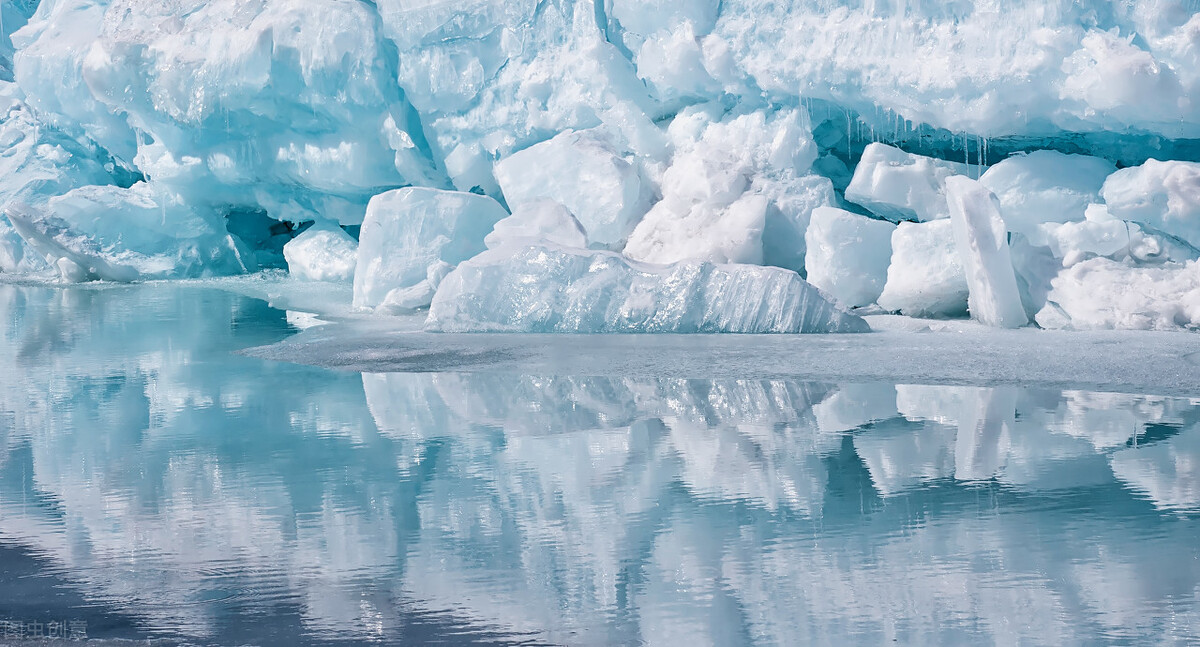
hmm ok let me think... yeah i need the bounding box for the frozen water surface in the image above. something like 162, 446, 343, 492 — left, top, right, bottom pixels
1, 279, 1200, 645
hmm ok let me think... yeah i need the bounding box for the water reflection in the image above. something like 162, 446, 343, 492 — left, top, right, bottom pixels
0, 283, 1199, 644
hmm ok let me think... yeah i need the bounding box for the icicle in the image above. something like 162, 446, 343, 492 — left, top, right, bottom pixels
846, 109, 852, 159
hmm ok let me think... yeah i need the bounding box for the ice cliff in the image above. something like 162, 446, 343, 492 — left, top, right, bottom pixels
1, 0, 1200, 331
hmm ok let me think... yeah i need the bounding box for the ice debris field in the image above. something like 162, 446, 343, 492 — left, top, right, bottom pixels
2, 0, 1200, 334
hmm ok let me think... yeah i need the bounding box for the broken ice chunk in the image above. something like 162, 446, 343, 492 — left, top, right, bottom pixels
494, 130, 651, 247
353, 187, 509, 311
877, 220, 969, 318
483, 200, 588, 251
283, 223, 357, 282
1036, 258, 1200, 331
5, 183, 251, 282
844, 143, 970, 223
945, 176, 1029, 328
803, 206, 895, 308
624, 107, 820, 265
1101, 159, 1200, 250
979, 150, 1115, 243
426, 244, 869, 333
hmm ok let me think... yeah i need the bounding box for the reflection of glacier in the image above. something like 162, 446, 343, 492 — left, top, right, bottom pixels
2, 283, 1200, 644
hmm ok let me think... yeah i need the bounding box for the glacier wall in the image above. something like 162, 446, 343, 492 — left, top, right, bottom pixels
1, 0, 1199, 330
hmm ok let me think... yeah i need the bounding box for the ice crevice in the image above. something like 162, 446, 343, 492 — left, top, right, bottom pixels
1, 0, 1200, 332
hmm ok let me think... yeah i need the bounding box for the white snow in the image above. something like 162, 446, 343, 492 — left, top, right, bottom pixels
1037, 258, 1200, 331
1101, 160, 1200, 250
624, 107, 821, 266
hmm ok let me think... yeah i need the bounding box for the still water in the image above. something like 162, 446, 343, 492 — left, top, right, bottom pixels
0, 282, 1198, 645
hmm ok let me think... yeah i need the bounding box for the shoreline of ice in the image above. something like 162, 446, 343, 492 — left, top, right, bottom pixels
241, 313, 1200, 399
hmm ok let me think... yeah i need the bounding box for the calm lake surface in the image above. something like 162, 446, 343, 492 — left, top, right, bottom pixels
0, 282, 1198, 645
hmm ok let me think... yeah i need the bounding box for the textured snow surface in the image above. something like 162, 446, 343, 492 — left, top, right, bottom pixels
0, 0, 1197, 332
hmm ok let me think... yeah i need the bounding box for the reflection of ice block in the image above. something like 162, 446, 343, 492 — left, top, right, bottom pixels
853, 418, 957, 496
667, 420, 829, 515
1111, 426, 1200, 513
812, 383, 899, 433
1056, 391, 1144, 450
954, 387, 1017, 481
895, 384, 972, 426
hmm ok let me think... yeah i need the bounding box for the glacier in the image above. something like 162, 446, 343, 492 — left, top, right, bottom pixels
0, 0, 1196, 331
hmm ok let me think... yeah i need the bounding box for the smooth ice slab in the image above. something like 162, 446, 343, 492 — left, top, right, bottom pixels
845, 143, 971, 223
494, 130, 650, 247
426, 244, 869, 334
945, 177, 1028, 328
353, 187, 509, 311
483, 200, 588, 251
979, 150, 1116, 243
877, 220, 969, 318
804, 206, 895, 308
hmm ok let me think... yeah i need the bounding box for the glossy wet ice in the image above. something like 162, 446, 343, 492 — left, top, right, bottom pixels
0, 282, 1198, 645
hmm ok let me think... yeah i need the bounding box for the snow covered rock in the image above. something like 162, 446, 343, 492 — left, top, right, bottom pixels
1101, 160, 1200, 250
283, 225, 357, 283
945, 177, 1028, 328
426, 244, 869, 334
494, 130, 650, 247
844, 143, 971, 223
1037, 258, 1200, 331
484, 200, 588, 251
353, 188, 509, 312
877, 220, 969, 318
979, 151, 1116, 243
625, 106, 821, 266
804, 207, 895, 308
5, 183, 251, 282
